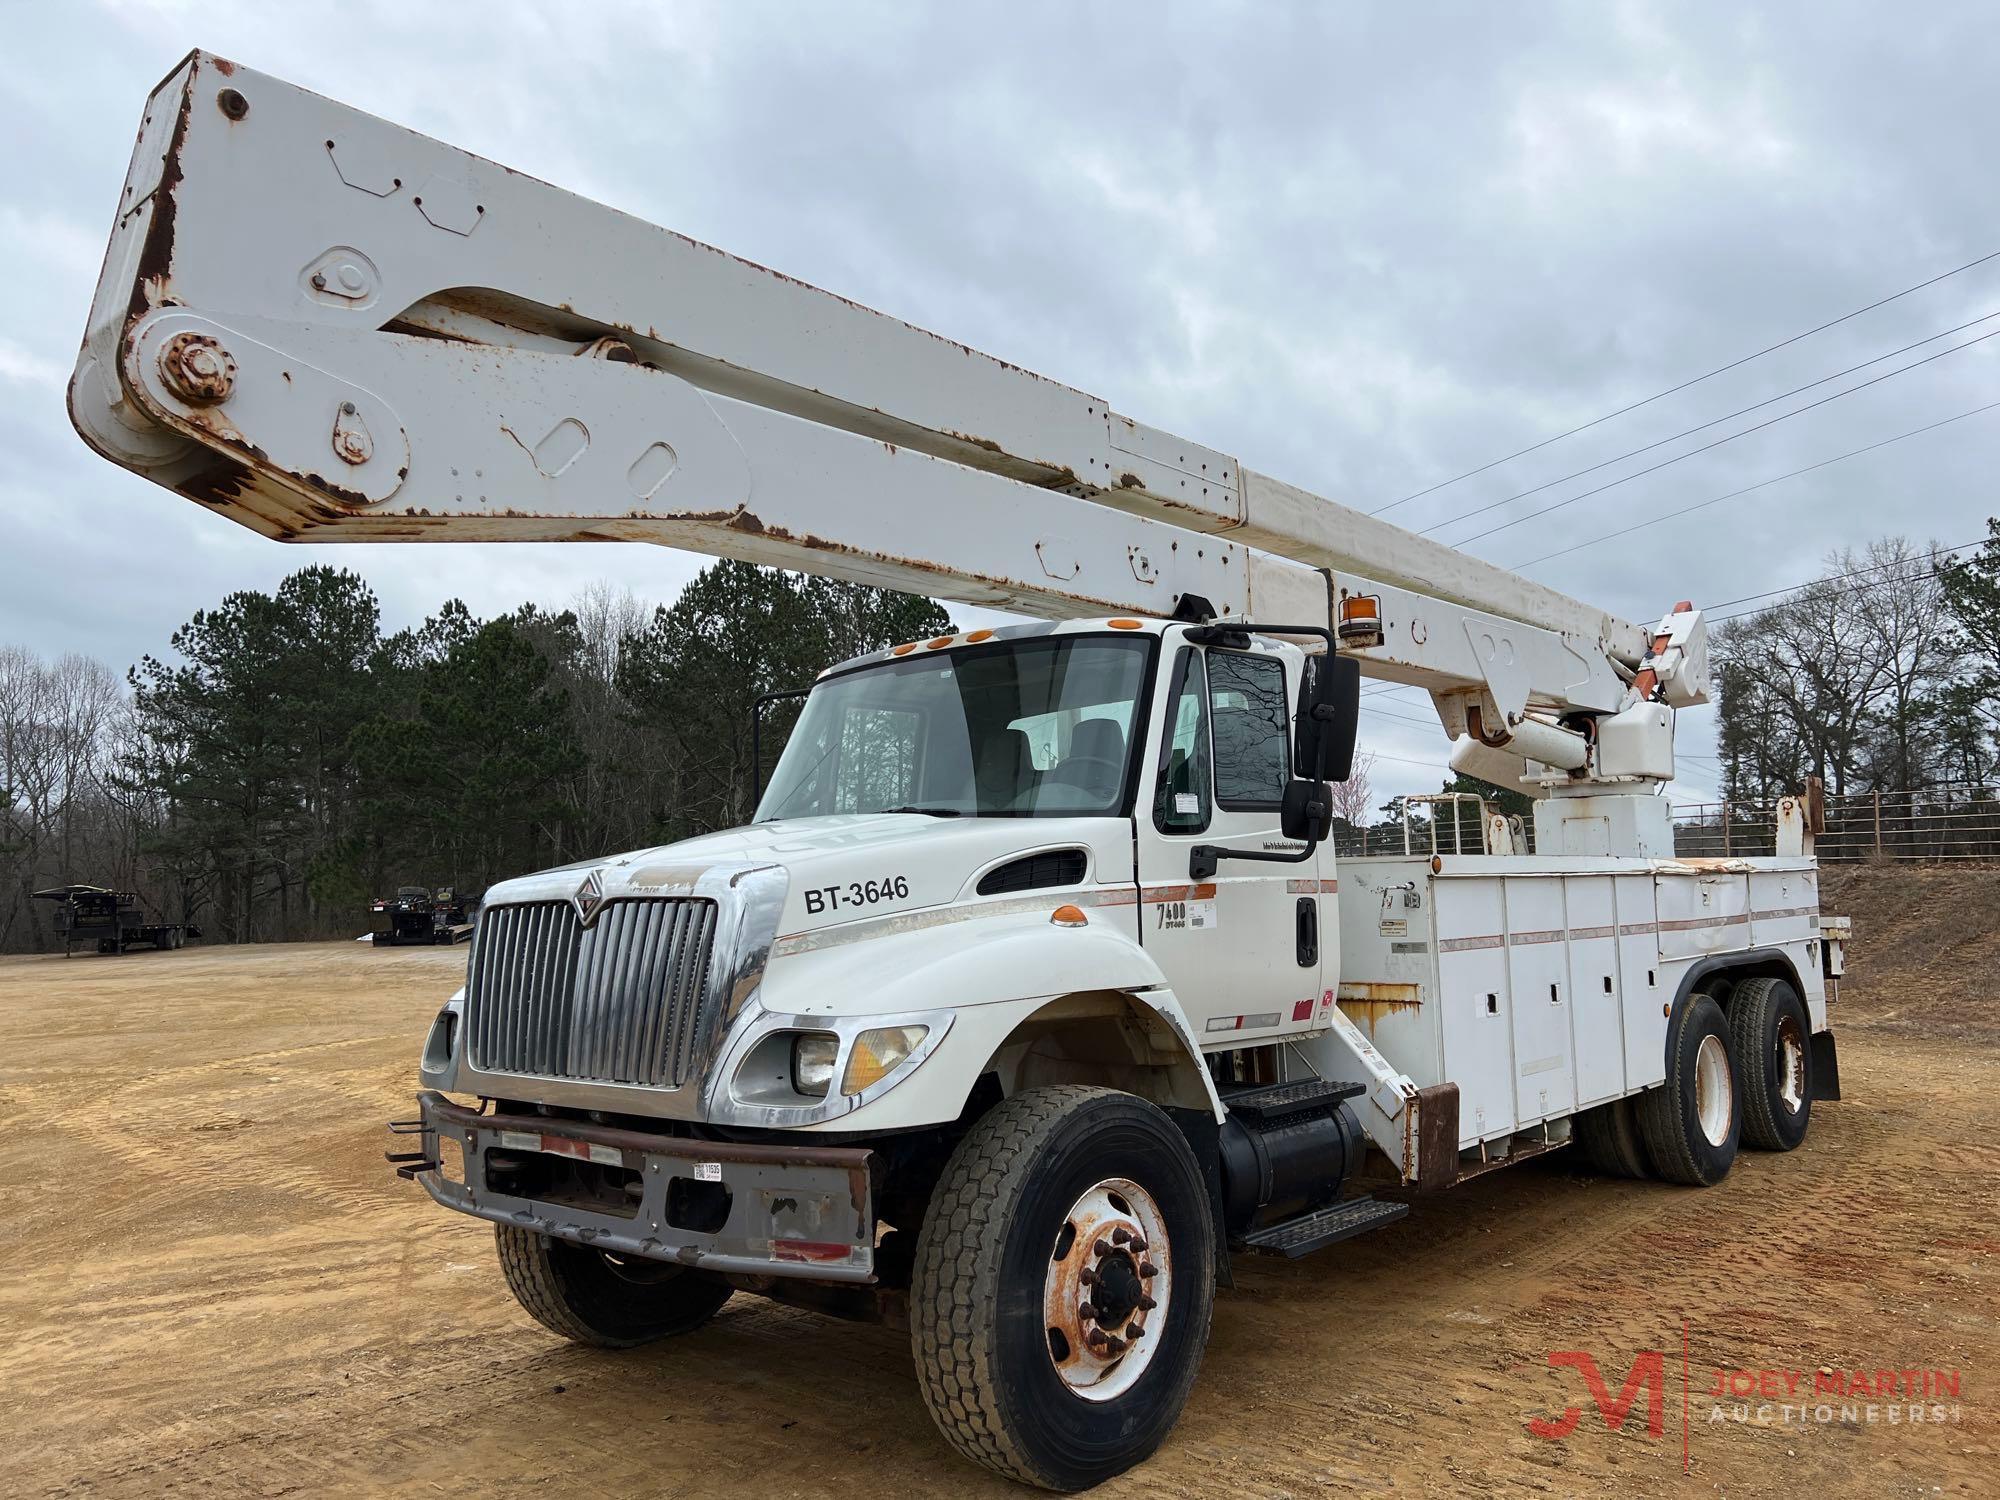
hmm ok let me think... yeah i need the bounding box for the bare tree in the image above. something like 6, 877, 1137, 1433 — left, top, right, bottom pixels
1325, 750, 1375, 826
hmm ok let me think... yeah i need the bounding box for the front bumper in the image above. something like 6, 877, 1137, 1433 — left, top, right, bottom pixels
398, 1091, 876, 1282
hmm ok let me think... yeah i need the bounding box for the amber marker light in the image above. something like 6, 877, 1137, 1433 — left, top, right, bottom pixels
926, 635, 954, 649
1108, 618, 1143, 629
1050, 904, 1088, 927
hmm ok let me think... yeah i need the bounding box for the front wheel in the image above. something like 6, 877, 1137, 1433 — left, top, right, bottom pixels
495, 1226, 731, 1347
910, 1086, 1215, 1491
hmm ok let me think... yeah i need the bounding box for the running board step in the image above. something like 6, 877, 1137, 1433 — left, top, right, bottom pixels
1239, 1196, 1409, 1258
1220, 1078, 1365, 1121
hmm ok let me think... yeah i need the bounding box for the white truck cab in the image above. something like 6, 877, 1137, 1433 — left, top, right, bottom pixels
74, 54, 1845, 1491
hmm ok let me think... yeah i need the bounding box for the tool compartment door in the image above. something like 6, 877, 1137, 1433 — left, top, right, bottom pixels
1564, 875, 1625, 1107
1504, 878, 1574, 1126
1435, 875, 1516, 1146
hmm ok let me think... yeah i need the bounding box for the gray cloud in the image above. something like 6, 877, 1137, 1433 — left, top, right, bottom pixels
3, 0, 1994, 803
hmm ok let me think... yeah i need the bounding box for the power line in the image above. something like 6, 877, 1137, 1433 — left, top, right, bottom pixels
1418, 309, 2000, 539
1509, 397, 2000, 571
1700, 536, 1987, 614
1370, 244, 2000, 516
1705, 555, 1968, 625
1446, 324, 2000, 548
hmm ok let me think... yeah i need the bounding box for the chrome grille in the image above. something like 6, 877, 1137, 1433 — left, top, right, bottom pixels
466, 898, 718, 1088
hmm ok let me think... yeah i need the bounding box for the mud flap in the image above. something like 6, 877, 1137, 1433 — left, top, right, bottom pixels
1413, 1082, 1460, 1191
1810, 1030, 1841, 1101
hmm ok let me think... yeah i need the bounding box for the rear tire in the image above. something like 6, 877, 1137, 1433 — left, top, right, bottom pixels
495, 1226, 731, 1347
1572, 1095, 1648, 1178
911, 1086, 1215, 1491
1636, 994, 1740, 1186
1729, 977, 1813, 1151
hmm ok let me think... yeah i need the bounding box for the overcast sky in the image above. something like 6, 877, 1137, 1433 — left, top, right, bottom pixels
3, 1, 1995, 805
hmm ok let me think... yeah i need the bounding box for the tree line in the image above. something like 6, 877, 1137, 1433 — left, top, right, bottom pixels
7, 524, 1995, 951
1713, 523, 2000, 802
1, 561, 944, 952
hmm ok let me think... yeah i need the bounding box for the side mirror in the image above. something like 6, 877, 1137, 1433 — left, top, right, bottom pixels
1281, 779, 1333, 842
1294, 654, 1360, 782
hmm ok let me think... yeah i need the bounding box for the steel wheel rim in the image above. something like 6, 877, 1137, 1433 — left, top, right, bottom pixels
1042, 1176, 1171, 1402
1695, 1033, 1733, 1146
1775, 1014, 1806, 1115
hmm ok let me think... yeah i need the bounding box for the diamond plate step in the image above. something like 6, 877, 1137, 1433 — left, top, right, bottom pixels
1238, 1196, 1410, 1258
1219, 1077, 1365, 1122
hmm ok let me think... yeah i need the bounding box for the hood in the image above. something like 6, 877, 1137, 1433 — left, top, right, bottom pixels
481, 814, 1134, 938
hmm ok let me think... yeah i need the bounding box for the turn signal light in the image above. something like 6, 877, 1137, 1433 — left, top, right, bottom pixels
842, 1025, 929, 1094
1050, 904, 1088, 927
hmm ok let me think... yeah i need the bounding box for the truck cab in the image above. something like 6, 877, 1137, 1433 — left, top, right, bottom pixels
415, 615, 1350, 1164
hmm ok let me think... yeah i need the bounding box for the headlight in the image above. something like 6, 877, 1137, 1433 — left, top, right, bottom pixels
791, 1033, 839, 1097
842, 1025, 929, 1095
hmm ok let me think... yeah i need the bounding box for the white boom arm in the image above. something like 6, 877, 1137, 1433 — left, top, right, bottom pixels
69, 53, 1708, 789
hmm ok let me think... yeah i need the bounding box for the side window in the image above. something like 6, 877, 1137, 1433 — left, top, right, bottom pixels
1152, 649, 1210, 833
1208, 651, 1289, 808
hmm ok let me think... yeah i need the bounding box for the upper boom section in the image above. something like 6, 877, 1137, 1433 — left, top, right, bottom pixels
71, 52, 1687, 737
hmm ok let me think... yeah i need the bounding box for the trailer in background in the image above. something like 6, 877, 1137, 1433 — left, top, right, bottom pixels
32, 885, 198, 956
370, 887, 477, 947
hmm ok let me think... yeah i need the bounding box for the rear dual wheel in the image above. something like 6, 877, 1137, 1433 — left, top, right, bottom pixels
1636, 993, 1741, 1186
1729, 977, 1813, 1151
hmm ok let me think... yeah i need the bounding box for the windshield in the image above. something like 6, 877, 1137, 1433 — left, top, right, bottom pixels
756, 635, 1153, 820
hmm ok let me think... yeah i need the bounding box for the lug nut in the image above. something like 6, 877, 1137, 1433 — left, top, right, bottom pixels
1111, 1227, 1130, 1244
1138, 1260, 1157, 1278
1136, 1294, 1157, 1311
1078, 1302, 1098, 1322
1129, 1238, 1148, 1254
1078, 1267, 1095, 1286
1126, 1322, 1143, 1338
1092, 1242, 1110, 1259
1101, 1335, 1127, 1356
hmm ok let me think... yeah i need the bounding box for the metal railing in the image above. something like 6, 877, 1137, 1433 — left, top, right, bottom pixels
1672, 784, 2000, 861
1331, 784, 2000, 862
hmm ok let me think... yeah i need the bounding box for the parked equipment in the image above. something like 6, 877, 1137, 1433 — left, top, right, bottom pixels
73, 53, 1850, 1491
371, 887, 476, 947
32, 885, 198, 956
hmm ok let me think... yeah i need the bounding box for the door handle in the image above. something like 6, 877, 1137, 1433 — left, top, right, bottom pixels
1295, 897, 1318, 967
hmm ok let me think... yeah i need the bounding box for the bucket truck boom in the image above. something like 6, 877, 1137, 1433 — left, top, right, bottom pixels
67, 53, 1839, 1492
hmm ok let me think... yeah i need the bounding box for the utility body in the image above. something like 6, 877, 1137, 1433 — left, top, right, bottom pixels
72, 53, 1849, 1491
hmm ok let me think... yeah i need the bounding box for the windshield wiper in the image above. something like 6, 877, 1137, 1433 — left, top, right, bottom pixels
882, 805, 965, 817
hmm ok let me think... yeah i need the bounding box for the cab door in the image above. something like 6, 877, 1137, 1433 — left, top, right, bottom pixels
1134, 638, 1329, 1045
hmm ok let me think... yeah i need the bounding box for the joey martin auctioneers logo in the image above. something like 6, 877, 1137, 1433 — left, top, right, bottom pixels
1527, 1330, 1964, 1471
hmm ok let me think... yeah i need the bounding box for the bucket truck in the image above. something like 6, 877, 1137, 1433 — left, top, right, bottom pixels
69, 52, 1847, 1491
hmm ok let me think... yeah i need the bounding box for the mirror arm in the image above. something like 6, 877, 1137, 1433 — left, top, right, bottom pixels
1189, 835, 1318, 883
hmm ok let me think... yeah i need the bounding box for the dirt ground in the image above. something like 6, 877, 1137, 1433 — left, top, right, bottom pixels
2, 867, 1994, 1498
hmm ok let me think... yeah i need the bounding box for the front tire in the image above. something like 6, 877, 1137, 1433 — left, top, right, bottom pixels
1636, 993, 1741, 1185
911, 1086, 1215, 1491
1729, 977, 1813, 1151
495, 1226, 731, 1347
